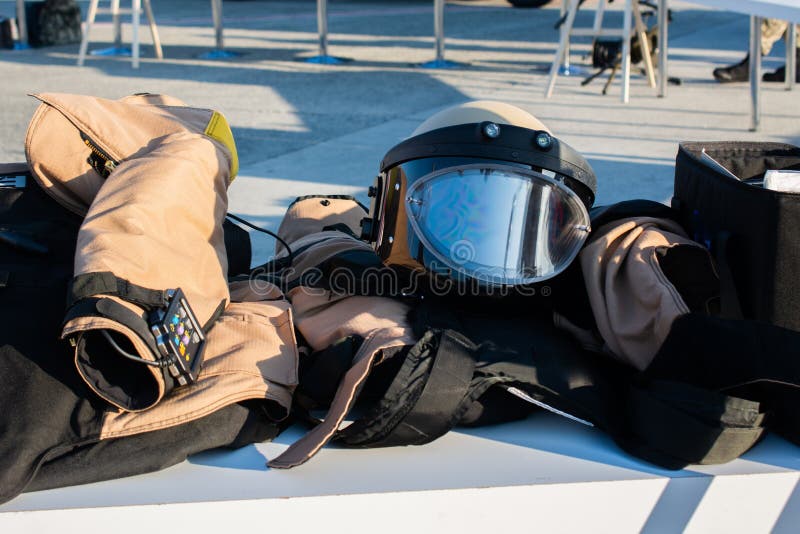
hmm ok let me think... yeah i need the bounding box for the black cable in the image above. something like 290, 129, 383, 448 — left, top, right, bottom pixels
225, 213, 295, 266
101, 329, 172, 369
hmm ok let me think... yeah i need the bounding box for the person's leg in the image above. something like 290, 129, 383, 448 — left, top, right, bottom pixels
713, 18, 789, 83
760, 18, 788, 55
763, 22, 800, 82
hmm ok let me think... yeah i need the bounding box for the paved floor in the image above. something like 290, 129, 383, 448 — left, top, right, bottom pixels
1, 0, 799, 257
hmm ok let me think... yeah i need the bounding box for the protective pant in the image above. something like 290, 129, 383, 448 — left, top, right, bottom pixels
761, 19, 799, 55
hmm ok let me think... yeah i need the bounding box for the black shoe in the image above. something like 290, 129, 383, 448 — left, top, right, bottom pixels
763, 51, 800, 82
713, 55, 749, 83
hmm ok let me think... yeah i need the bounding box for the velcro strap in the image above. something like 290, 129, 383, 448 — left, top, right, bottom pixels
357, 329, 477, 447
64, 296, 160, 358
64, 296, 175, 397
68, 272, 170, 310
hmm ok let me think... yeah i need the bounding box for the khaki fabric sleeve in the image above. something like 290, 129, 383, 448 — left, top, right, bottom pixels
580, 217, 706, 370
63, 132, 232, 411
99, 288, 298, 439
24, 93, 231, 215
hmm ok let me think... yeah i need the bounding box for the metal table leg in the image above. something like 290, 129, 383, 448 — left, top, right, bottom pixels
131, 0, 140, 67
658, 0, 668, 97
620, 0, 632, 103
91, 0, 132, 57
787, 24, 796, 91
304, 0, 350, 64
749, 16, 762, 131
14, 0, 29, 49
420, 0, 465, 69
199, 0, 241, 59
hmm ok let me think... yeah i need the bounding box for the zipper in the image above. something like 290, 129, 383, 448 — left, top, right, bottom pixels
80, 132, 119, 178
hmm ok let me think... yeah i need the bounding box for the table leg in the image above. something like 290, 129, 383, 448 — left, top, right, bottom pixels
749, 16, 762, 132
787, 24, 796, 91
658, 0, 668, 97
302, 0, 349, 64
212, 0, 223, 50
14, 0, 28, 48
419, 0, 463, 69
561, 0, 571, 74
620, 0, 632, 103
132, 0, 140, 68
434, 0, 444, 63
112, 0, 121, 49
199, 0, 240, 59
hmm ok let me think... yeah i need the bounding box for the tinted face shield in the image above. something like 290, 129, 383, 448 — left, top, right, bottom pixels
405, 164, 591, 286
362, 122, 597, 289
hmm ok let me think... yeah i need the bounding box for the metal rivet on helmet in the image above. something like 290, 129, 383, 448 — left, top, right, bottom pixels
534, 131, 553, 150
481, 122, 501, 139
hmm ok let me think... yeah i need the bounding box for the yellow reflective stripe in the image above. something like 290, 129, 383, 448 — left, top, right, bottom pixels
204, 111, 239, 182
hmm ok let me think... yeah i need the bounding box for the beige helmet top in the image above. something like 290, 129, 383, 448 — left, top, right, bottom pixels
411, 100, 551, 136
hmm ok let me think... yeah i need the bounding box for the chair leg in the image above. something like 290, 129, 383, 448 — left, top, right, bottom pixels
78, 0, 99, 66
786, 24, 796, 91
132, 0, 140, 68
545, 0, 580, 98
633, 0, 656, 88
143, 0, 163, 59
620, 0, 632, 103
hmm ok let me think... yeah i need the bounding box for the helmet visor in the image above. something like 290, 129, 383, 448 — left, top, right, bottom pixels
405, 164, 591, 286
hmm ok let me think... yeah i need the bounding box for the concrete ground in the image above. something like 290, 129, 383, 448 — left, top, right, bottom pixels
1, 0, 798, 257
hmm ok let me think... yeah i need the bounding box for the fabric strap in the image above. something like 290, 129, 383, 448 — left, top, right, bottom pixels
341, 329, 477, 447
68, 272, 170, 310
63, 297, 157, 355
267, 331, 385, 469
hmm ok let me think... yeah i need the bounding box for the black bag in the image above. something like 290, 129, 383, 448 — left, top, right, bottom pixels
25, 0, 81, 47
672, 142, 800, 331
0, 17, 14, 49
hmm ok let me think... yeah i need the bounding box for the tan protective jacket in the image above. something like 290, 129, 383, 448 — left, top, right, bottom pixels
25, 93, 296, 439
